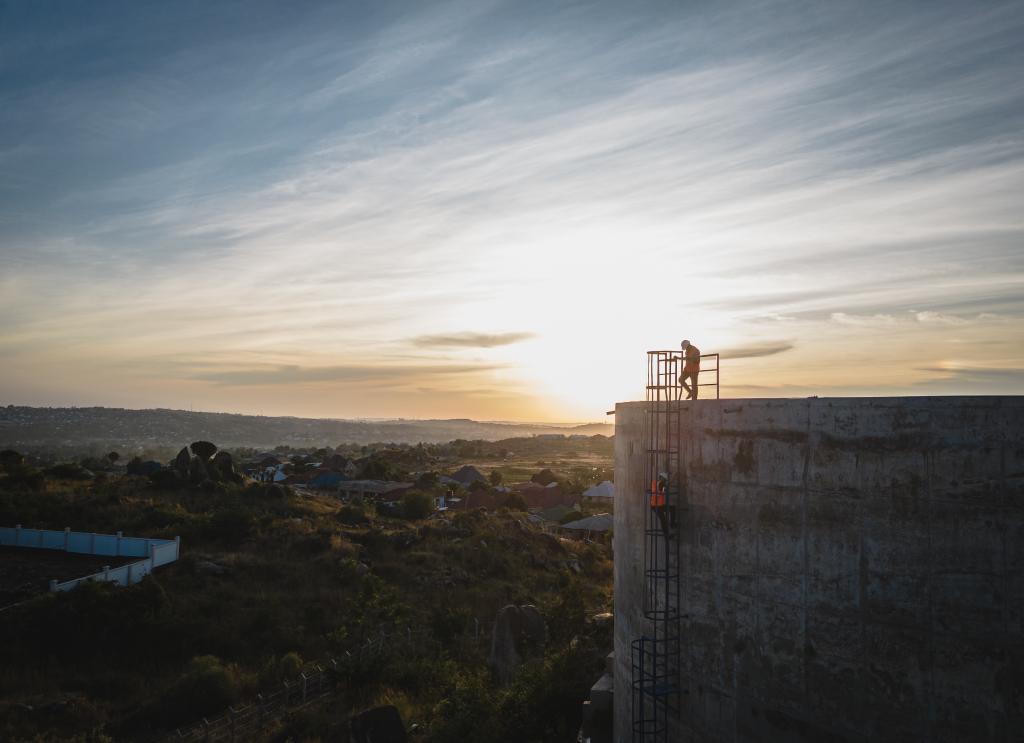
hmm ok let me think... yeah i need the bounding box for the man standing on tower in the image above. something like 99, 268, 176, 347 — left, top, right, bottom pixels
679, 339, 701, 400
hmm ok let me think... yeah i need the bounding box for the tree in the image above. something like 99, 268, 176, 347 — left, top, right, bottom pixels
503, 492, 527, 511
401, 490, 434, 520
415, 471, 439, 490
531, 468, 558, 486
489, 470, 503, 486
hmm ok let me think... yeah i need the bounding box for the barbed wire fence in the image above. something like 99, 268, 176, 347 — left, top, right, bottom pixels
160, 620, 495, 743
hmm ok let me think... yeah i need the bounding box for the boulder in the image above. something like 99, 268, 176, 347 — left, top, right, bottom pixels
349, 705, 407, 743
488, 604, 547, 683
211, 450, 242, 483
173, 447, 191, 477
189, 441, 218, 459
188, 455, 209, 486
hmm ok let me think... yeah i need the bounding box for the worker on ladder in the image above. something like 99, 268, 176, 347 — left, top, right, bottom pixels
678, 339, 701, 400
650, 472, 675, 535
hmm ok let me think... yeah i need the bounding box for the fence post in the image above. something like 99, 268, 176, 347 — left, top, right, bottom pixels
49, 579, 57, 592
38, 529, 44, 547
203, 718, 211, 743
90, 532, 96, 554
127, 563, 134, 585
301, 672, 308, 704
15, 524, 21, 547
229, 706, 236, 743
256, 693, 264, 728
104, 565, 110, 581
116, 530, 122, 556
175, 535, 182, 558
151, 542, 158, 567
64, 527, 70, 551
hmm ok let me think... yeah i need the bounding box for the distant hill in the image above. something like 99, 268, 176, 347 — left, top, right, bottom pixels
0, 405, 613, 451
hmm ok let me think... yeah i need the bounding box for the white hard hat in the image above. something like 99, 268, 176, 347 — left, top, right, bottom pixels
681, 339, 690, 348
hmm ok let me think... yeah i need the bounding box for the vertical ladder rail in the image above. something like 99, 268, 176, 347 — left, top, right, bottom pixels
631, 351, 684, 743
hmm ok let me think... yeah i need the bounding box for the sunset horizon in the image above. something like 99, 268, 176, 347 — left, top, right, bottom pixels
3, 1, 1023, 421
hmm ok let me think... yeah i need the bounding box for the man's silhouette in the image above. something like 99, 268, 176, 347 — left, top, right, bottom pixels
678, 339, 701, 400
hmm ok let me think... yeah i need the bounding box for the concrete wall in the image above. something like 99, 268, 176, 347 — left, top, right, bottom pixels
613, 396, 1024, 743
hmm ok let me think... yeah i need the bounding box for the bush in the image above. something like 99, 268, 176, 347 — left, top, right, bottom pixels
502, 493, 528, 511
47, 463, 94, 480
544, 579, 586, 647
161, 656, 241, 726
0, 463, 45, 491
401, 491, 433, 520
258, 651, 303, 686
531, 469, 558, 486
208, 507, 254, 545
338, 505, 369, 525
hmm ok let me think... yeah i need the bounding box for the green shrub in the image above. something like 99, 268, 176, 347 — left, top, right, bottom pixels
162, 656, 241, 725
258, 651, 303, 686
338, 504, 369, 525
544, 579, 586, 647
502, 493, 527, 511
46, 462, 94, 480
0, 463, 45, 491
208, 507, 254, 545
401, 491, 433, 520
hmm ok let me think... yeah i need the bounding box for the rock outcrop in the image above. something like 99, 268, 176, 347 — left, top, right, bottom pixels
162, 441, 245, 488
488, 604, 547, 683
188, 455, 209, 486
210, 450, 241, 483
189, 441, 218, 460
173, 447, 192, 477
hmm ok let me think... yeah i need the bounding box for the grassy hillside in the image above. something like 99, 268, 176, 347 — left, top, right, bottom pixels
0, 472, 613, 742
0, 406, 613, 455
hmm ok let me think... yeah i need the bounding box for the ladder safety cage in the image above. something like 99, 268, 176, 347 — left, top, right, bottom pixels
631, 350, 719, 742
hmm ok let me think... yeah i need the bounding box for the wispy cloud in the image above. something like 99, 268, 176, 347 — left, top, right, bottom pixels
194, 362, 503, 387
1, 1, 1022, 417
719, 342, 794, 359
411, 331, 535, 349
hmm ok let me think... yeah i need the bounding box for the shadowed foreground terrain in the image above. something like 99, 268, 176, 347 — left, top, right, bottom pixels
0, 468, 613, 742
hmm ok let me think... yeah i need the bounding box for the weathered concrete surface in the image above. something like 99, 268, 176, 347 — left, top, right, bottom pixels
613, 396, 1024, 743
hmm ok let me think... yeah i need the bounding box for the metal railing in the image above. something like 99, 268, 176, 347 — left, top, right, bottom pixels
643, 351, 719, 400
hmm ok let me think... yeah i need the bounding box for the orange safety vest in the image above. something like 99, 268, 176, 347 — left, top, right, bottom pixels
649, 479, 666, 507
684, 345, 701, 373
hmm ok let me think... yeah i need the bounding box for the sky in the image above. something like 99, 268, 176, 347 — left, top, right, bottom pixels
1, 0, 1023, 422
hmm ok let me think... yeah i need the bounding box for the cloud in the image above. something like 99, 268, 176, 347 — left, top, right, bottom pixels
411, 331, 535, 349
194, 363, 502, 387
719, 342, 794, 360
915, 366, 1024, 381
830, 313, 897, 327
913, 311, 969, 325
2, 2, 1024, 416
